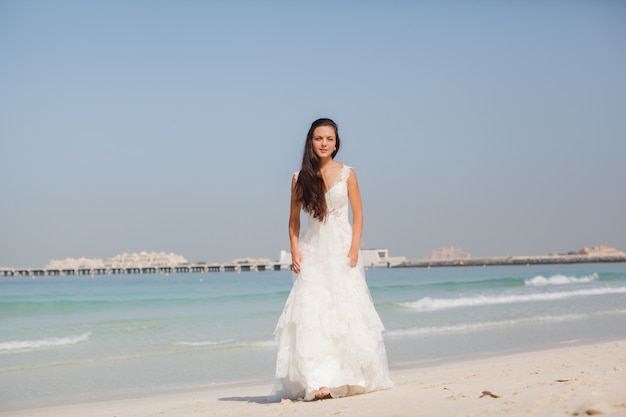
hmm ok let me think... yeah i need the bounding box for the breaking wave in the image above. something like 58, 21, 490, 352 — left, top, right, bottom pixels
176, 339, 275, 349
397, 286, 626, 311
525, 273, 598, 286
386, 309, 626, 338
0, 332, 92, 352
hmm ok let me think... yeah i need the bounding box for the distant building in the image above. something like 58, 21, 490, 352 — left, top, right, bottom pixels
278, 250, 291, 267
360, 249, 406, 268
579, 245, 625, 256
429, 246, 470, 260
105, 252, 188, 268
46, 257, 105, 269
48, 252, 189, 269
278, 249, 405, 269
232, 257, 273, 265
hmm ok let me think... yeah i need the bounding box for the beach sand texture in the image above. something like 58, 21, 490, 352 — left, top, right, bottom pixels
5, 339, 625, 417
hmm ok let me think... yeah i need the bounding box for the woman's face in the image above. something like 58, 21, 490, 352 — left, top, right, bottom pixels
311, 125, 336, 159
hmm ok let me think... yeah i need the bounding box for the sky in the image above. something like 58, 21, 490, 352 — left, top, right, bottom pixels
1, 1, 625, 267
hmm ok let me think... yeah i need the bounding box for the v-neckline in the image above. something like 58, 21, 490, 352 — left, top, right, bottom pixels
325, 180, 342, 195
322, 164, 345, 194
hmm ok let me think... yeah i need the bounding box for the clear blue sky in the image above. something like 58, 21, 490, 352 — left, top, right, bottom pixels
1, 1, 625, 267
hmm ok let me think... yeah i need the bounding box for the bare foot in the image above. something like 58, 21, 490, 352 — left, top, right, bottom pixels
315, 386, 332, 400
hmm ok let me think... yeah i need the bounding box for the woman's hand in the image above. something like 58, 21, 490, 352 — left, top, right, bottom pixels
346, 169, 362, 269
291, 252, 303, 273
347, 248, 359, 268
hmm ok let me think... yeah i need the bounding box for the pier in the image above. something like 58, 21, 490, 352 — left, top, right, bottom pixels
0, 248, 404, 278
396, 254, 626, 268
4, 252, 624, 277
0, 262, 288, 277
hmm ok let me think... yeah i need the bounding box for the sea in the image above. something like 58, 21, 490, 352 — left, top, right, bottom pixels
2, 262, 626, 411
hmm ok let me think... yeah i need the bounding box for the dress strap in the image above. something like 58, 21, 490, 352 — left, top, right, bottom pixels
340, 165, 352, 182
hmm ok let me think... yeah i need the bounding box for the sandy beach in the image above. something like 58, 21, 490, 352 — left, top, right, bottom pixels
5, 339, 625, 417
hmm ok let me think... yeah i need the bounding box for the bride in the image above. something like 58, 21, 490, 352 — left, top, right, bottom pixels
272, 118, 394, 401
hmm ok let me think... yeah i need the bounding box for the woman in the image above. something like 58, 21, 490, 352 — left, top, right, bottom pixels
273, 118, 394, 401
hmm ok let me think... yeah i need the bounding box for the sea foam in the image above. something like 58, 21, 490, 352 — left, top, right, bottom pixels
176, 339, 276, 349
398, 286, 626, 311
0, 332, 92, 352
525, 273, 598, 286
386, 309, 626, 338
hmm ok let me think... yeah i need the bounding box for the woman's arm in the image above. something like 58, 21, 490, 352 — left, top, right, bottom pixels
347, 168, 363, 268
289, 175, 303, 273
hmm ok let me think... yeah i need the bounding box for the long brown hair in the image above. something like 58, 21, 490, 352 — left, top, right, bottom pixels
295, 118, 341, 222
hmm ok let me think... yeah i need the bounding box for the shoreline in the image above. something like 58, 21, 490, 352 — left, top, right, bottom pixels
397, 255, 626, 268
3, 255, 625, 276
4, 338, 625, 417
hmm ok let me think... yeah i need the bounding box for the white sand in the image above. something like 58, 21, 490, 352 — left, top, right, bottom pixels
5, 340, 626, 417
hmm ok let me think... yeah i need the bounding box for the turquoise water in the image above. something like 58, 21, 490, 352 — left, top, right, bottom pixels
2, 263, 626, 410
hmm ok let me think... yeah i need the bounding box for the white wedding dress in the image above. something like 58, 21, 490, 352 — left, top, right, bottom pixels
272, 165, 394, 401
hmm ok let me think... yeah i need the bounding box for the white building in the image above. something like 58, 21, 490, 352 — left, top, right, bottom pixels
46, 257, 105, 269
429, 246, 470, 260
47, 252, 189, 269
105, 252, 188, 268
278, 249, 405, 269
360, 249, 406, 268
579, 245, 625, 256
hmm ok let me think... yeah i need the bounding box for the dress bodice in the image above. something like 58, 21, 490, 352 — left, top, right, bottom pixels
311, 164, 352, 225
295, 164, 354, 259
